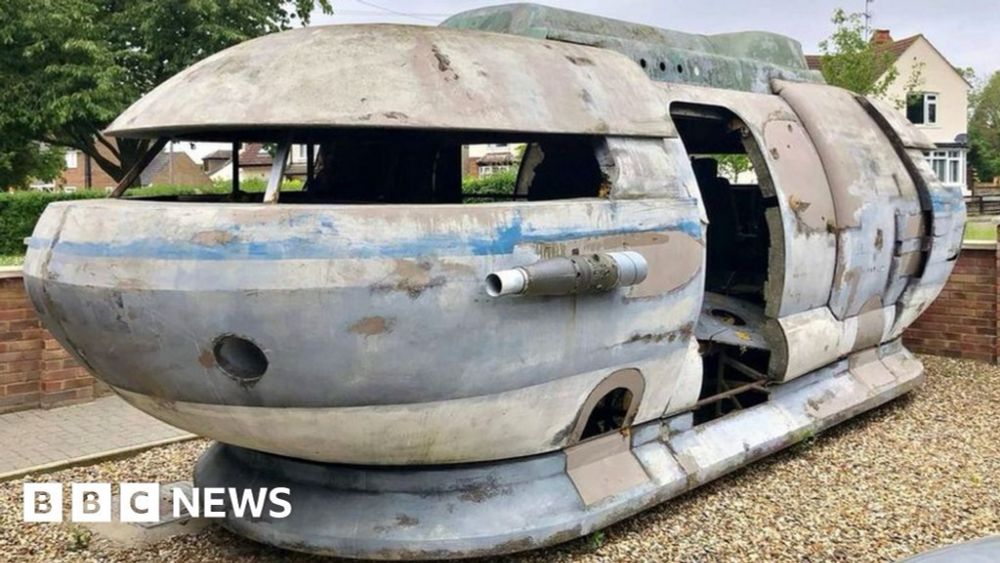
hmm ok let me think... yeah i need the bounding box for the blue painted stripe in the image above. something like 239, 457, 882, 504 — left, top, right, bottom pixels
28, 217, 703, 261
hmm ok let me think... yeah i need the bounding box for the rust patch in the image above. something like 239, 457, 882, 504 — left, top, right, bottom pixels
788, 194, 811, 216
197, 348, 215, 368
349, 316, 394, 336
875, 228, 884, 251
192, 230, 234, 245
372, 260, 446, 298
439, 260, 475, 276
383, 111, 408, 120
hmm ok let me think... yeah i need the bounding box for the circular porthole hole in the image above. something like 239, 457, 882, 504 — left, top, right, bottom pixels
710, 308, 746, 326
676, 63, 684, 73
658, 61, 666, 72
639, 58, 647, 68
213, 335, 268, 382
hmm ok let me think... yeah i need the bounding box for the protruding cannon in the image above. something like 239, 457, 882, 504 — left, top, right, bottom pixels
485, 251, 648, 297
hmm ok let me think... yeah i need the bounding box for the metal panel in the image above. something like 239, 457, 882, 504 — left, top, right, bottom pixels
767, 304, 897, 382
773, 80, 923, 320
105, 25, 676, 139
191, 340, 922, 559
655, 83, 837, 318
442, 3, 823, 94
24, 195, 704, 464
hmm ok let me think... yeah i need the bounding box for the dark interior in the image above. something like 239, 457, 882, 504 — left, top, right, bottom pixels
125, 130, 605, 204
672, 103, 777, 424
670, 103, 774, 305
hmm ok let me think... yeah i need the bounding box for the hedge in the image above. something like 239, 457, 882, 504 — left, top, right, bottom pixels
0, 190, 105, 256
462, 170, 516, 201
0, 174, 516, 257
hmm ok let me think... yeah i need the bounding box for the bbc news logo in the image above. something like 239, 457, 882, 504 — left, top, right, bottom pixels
23, 483, 291, 523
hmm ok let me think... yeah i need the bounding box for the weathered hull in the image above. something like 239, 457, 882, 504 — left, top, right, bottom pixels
23, 197, 705, 465
194, 340, 922, 560
20, 6, 966, 559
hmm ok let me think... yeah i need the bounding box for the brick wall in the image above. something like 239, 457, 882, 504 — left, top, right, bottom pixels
60, 146, 119, 190
903, 242, 999, 364
0, 272, 109, 413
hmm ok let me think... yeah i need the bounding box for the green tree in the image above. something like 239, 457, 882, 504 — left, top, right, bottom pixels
716, 154, 752, 184
0, 142, 66, 191
969, 72, 1000, 183
0, 0, 331, 188
817, 9, 901, 97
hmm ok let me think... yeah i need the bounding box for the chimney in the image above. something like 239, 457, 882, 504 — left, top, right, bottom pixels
871, 29, 893, 45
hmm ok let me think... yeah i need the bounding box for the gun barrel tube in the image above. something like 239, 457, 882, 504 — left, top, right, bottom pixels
485, 251, 648, 297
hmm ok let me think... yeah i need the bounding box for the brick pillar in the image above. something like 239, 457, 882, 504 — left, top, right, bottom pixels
995, 224, 1000, 364
39, 336, 98, 408
0, 276, 44, 412
903, 243, 998, 363
1, 272, 105, 413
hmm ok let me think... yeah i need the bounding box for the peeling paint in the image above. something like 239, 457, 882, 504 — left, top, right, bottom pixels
349, 316, 394, 336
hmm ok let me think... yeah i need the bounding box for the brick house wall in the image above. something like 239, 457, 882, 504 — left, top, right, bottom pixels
902, 241, 998, 363
60, 148, 118, 190
0, 271, 110, 413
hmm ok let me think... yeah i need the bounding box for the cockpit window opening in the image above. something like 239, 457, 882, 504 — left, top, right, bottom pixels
115, 131, 610, 205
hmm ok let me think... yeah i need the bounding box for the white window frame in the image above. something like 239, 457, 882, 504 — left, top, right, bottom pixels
923, 149, 965, 187
291, 144, 310, 163
923, 93, 938, 126
64, 151, 78, 169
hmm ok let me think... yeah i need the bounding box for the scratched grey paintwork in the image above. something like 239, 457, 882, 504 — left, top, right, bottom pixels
195, 340, 922, 559
656, 82, 839, 319
20, 6, 966, 558
23, 134, 707, 464
104, 24, 675, 140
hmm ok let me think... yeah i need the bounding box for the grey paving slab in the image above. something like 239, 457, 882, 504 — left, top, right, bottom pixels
0, 396, 195, 480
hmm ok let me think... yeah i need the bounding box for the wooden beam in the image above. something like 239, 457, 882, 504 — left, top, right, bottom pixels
263, 141, 290, 204
109, 138, 168, 198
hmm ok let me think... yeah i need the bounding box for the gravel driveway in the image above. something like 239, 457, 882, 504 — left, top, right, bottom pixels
1, 355, 997, 562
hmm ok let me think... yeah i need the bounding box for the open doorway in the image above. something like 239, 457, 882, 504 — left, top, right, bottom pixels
671, 103, 775, 306
672, 102, 777, 423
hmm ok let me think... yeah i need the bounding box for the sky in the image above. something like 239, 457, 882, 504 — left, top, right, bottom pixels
309, 0, 999, 80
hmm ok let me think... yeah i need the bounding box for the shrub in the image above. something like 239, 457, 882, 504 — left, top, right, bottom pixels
462, 170, 516, 201
0, 190, 105, 255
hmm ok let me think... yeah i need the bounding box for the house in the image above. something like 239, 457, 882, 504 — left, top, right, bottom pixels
60, 141, 212, 191
201, 149, 232, 175
476, 152, 518, 177
139, 152, 212, 187
808, 29, 971, 193
236, 142, 311, 180
463, 143, 523, 178
60, 144, 119, 191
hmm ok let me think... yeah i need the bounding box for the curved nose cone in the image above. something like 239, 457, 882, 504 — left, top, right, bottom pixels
24, 197, 705, 465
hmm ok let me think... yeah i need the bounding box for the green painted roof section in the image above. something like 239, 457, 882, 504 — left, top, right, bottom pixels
442, 3, 824, 94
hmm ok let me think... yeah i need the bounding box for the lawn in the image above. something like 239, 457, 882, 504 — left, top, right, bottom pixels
964, 221, 998, 242
0, 255, 24, 267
